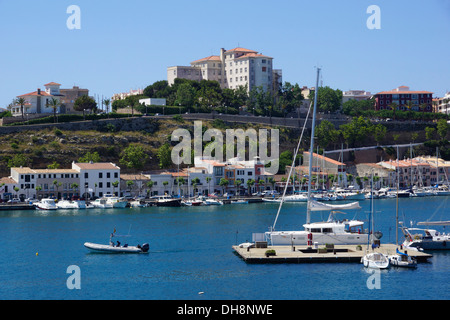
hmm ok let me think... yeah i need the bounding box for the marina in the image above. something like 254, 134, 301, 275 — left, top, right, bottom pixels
0, 196, 448, 300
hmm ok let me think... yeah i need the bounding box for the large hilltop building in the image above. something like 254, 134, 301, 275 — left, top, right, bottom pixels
167, 47, 282, 93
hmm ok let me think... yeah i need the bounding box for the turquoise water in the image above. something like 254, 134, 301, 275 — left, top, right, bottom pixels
0, 197, 449, 300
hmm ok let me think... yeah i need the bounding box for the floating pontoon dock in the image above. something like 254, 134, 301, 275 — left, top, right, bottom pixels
232, 244, 432, 264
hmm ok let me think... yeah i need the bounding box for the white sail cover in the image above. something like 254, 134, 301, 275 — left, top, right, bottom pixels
417, 221, 450, 226
309, 200, 361, 211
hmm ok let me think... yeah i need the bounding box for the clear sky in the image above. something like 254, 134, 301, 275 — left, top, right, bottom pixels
0, 0, 449, 109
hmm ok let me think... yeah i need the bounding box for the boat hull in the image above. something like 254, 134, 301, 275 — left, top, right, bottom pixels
84, 242, 149, 253
156, 199, 182, 207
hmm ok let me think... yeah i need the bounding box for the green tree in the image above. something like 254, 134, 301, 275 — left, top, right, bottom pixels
436, 119, 448, 140
78, 151, 101, 163
175, 82, 196, 108
15, 97, 26, 120
219, 178, 229, 195
74, 95, 97, 113
103, 98, 111, 115
146, 180, 154, 197
157, 143, 172, 169
111, 181, 119, 196
425, 127, 436, 141
120, 144, 148, 169
246, 179, 255, 194
309, 86, 342, 113
315, 120, 339, 148
7, 154, 30, 168
47, 161, 60, 169
46, 97, 61, 123
339, 116, 375, 147
374, 124, 387, 144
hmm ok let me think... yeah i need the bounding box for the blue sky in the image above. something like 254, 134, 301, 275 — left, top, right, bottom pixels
0, 0, 449, 109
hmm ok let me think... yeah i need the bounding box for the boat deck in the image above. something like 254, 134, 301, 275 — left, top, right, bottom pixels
232, 243, 432, 264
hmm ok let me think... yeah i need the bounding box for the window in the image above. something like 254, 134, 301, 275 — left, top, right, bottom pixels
84, 173, 88, 179
262, 67, 267, 72
114, 172, 118, 178
262, 60, 266, 64
107, 172, 110, 179
99, 172, 103, 179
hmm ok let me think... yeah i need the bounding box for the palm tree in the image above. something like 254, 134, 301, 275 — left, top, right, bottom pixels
388, 102, 398, 121
146, 180, 154, 197
35, 185, 42, 199
205, 176, 212, 196
47, 97, 61, 123
103, 98, 111, 117
126, 180, 134, 197
15, 97, 26, 120
246, 179, 255, 195
112, 181, 119, 196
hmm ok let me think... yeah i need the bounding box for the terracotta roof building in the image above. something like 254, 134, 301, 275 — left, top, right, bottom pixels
373, 86, 434, 112
167, 47, 282, 93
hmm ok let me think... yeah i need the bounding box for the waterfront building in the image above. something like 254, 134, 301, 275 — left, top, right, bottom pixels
434, 92, 450, 115
144, 170, 182, 197
72, 162, 121, 198
9, 167, 80, 200
377, 158, 437, 188
120, 174, 150, 197
0, 176, 19, 200
167, 47, 281, 93
373, 86, 434, 112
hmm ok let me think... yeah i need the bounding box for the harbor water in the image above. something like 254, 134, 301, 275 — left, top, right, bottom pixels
0, 196, 449, 300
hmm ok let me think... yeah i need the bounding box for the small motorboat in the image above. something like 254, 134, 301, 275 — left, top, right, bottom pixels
388, 249, 417, 268
361, 252, 390, 269
84, 229, 149, 254
36, 198, 58, 210
84, 242, 149, 253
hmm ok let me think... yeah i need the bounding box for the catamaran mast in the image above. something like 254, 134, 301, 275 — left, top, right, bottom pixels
306, 67, 321, 224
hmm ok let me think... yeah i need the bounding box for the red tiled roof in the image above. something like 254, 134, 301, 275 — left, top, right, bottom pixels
74, 162, 120, 170
235, 53, 273, 59
376, 90, 433, 95
226, 47, 258, 53
44, 82, 61, 86
17, 90, 52, 97
191, 55, 221, 64
304, 152, 345, 166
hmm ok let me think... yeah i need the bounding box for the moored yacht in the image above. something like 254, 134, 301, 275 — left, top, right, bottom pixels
265, 200, 368, 246
56, 199, 86, 209
36, 198, 58, 210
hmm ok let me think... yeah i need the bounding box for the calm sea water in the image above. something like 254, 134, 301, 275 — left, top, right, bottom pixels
0, 196, 449, 300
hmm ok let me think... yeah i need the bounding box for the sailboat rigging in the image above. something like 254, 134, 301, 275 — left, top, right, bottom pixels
261, 68, 369, 247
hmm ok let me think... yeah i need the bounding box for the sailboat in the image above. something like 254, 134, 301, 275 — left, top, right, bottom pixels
385, 156, 416, 268
261, 68, 369, 247
361, 174, 390, 269
402, 222, 450, 251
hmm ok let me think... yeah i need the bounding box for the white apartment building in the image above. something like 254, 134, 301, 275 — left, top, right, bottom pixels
435, 92, 450, 115
342, 90, 373, 103
167, 47, 281, 93
72, 162, 121, 198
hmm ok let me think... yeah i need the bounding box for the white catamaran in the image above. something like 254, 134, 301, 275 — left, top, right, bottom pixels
260, 68, 369, 247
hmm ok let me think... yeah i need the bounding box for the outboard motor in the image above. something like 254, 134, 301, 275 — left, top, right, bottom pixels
141, 243, 149, 253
